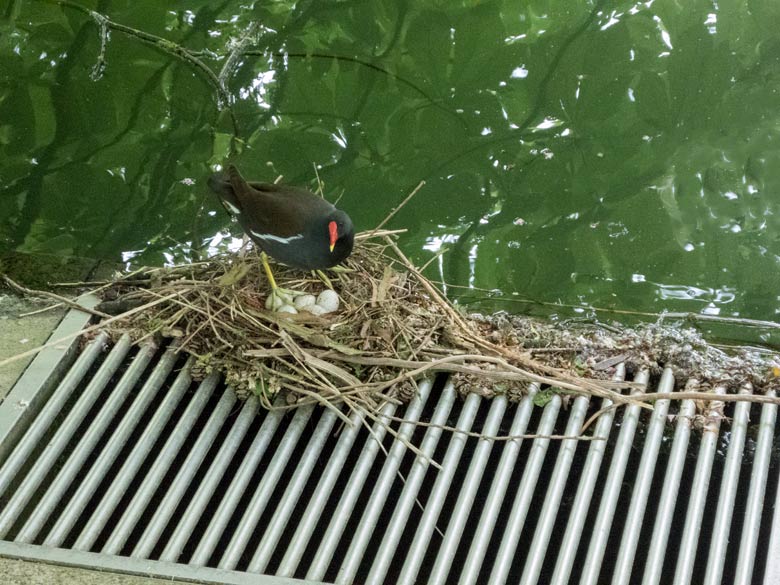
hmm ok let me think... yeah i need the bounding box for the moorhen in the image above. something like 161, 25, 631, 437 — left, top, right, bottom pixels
208, 165, 354, 293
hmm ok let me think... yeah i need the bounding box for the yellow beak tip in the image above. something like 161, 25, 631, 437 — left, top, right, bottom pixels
329, 244, 335, 253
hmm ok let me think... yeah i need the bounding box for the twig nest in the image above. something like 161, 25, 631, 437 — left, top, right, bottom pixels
293, 294, 316, 310
316, 290, 340, 313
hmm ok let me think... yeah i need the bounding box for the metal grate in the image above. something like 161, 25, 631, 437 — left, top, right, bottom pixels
1, 303, 779, 584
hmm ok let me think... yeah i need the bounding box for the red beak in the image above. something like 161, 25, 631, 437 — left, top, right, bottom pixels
328, 221, 338, 252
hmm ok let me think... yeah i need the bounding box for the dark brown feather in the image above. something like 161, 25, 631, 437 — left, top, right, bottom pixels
208, 165, 355, 270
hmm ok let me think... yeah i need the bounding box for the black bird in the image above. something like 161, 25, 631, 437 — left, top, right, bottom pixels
208, 165, 354, 273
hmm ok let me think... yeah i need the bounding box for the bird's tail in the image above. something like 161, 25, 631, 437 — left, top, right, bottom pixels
207, 166, 242, 213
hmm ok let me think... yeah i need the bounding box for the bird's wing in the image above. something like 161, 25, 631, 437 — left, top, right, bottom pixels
229, 170, 334, 239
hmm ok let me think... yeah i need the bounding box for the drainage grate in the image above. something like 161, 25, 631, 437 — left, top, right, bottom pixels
1, 302, 779, 584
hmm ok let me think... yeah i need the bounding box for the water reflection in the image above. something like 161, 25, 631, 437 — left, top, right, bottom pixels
2, 0, 780, 328
654, 283, 736, 306
239, 69, 275, 108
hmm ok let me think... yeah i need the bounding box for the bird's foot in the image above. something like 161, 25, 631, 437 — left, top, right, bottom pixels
329, 265, 353, 273
265, 287, 298, 312
313, 269, 334, 290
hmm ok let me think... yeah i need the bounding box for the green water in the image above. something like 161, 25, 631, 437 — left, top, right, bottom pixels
2, 0, 780, 336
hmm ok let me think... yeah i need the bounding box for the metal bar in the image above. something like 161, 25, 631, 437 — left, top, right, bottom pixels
276, 406, 366, 577
488, 394, 562, 585
763, 395, 780, 585
365, 382, 457, 585
551, 366, 624, 585
16, 342, 158, 543
73, 359, 197, 551
0, 331, 109, 498
45, 344, 181, 547
429, 394, 508, 585
396, 391, 481, 585
333, 380, 433, 585
304, 400, 399, 582
0, 540, 323, 585
459, 386, 539, 585
0, 333, 130, 538
218, 403, 315, 570
0, 294, 98, 463
703, 385, 751, 585
579, 368, 651, 585
609, 368, 673, 585
641, 391, 697, 585
159, 396, 259, 563
132, 387, 237, 558
189, 396, 286, 567
248, 405, 340, 572
4, 320, 777, 585
102, 371, 219, 555
673, 384, 726, 584
735, 391, 777, 584
522, 393, 592, 584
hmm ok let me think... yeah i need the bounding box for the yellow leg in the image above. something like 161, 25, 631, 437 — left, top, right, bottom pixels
261, 252, 278, 290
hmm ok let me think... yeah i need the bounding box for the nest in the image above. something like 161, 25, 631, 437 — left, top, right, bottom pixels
91, 231, 780, 421
94, 231, 638, 416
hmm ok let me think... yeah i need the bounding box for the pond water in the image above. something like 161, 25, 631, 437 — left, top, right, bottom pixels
2, 0, 780, 341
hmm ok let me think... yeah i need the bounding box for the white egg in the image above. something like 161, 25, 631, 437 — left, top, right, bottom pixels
265, 294, 283, 310
307, 304, 327, 316
294, 294, 316, 309
277, 304, 298, 314
265, 291, 293, 310
316, 289, 340, 313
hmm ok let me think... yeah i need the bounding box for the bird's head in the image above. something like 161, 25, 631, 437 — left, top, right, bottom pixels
326, 209, 355, 262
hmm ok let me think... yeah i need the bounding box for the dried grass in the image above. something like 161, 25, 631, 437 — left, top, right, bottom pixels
96, 230, 638, 416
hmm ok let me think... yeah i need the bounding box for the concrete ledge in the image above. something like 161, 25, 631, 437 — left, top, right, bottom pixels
0, 557, 190, 585
0, 542, 325, 585
0, 294, 66, 399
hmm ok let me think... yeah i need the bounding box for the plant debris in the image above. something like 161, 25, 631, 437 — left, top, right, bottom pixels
473, 312, 780, 395
81, 232, 614, 412
81, 230, 780, 418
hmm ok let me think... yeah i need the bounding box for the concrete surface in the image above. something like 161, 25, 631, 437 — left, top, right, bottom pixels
0, 249, 112, 398
0, 294, 65, 399
0, 557, 192, 585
